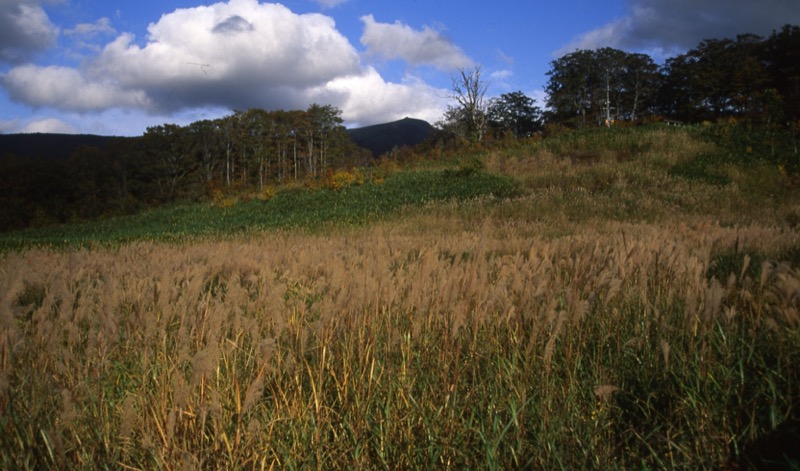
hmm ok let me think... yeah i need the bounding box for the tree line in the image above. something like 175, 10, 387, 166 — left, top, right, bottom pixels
440, 24, 799, 141
546, 25, 800, 127
0, 104, 369, 231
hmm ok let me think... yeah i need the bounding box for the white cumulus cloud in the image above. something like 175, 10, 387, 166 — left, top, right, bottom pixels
1, 0, 455, 130
2, 64, 151, 110
82, 0, 363, 112
360, 14, 473, 70
312, 67, 448, 127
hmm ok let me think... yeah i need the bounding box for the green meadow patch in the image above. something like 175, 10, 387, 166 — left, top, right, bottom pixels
0, 169, 520, 250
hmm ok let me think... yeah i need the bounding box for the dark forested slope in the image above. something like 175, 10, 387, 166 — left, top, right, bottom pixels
347, 117, 435, 157
0, 133, 122, 159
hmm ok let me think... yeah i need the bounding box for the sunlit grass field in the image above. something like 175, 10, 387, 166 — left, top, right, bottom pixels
2, 125, 800, 469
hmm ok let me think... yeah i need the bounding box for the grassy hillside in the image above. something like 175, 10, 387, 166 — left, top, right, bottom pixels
2, 125, 800, 469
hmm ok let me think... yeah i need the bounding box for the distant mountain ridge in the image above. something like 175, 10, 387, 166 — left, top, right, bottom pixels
0, 117, 435, 160
346, 117, 435, 157
0, 133, 122, 160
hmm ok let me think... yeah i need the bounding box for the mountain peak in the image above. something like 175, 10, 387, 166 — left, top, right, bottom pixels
347, 117, 434, 157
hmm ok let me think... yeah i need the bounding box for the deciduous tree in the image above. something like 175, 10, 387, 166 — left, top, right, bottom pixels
764, 25, 800, 122
487, 91, 543, 138
545, 49, 597, 127
545, 48, 659, 126
143, 124, 194, 200
660, 35, 770, 121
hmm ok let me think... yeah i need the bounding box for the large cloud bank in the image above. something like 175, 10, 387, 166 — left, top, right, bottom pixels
1, 0, 463, 127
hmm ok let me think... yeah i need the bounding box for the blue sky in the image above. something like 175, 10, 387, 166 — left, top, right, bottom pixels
1, 0, 798, 136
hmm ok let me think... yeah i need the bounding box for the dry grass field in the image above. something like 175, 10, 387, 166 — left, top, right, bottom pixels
2, 125, 800, 468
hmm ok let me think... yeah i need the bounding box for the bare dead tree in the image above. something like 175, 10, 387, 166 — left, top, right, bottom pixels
451, 65, 490, 143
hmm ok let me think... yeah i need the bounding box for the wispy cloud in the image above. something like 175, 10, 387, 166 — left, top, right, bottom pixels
314, 0, 351, 9
315, 0, 350, 9
489, 69, 513, 91
64, 17, 116, 37
20, 117, 77, 134
63, 17, 116, 53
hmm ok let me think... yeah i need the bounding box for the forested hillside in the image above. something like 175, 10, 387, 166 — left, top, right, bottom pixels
0, 104, 373, 231
0, 134, 120, 160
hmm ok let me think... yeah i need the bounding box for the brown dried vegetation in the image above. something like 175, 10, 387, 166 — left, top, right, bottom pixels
2, 125, 800, 468
2, 218, 799, 468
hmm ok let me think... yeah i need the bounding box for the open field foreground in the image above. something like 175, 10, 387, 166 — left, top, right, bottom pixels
2, 218, 800, 468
